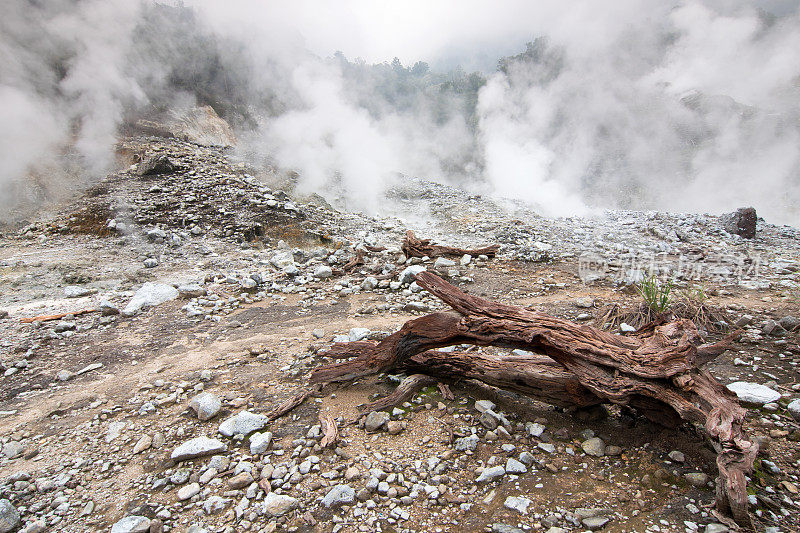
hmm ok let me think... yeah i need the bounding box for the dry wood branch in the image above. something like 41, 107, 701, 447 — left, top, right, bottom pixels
267, 391, 309, 421
402, 230, 499, 259
357, 374, 437, 414
437, 382, 454, 400
342, 249, 366, 273
21, 309, 97, 323
310, 271, 756, 528
319, 415, 339, 448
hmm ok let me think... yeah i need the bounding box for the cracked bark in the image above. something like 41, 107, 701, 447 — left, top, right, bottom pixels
310, 271, 756, 528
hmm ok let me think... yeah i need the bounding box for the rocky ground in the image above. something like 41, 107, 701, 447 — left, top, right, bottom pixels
0, 136, 799, 533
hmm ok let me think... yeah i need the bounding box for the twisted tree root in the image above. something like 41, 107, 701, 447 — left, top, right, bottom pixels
310, 272, 756, 528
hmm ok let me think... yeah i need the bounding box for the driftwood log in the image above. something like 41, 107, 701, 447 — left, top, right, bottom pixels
311, 272, 756, 528
402, 230, 499, 259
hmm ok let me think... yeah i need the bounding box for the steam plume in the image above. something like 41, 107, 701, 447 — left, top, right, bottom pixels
1, 0, 798, 225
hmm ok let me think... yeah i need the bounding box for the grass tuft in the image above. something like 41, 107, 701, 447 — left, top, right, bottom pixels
636, 275, 673, 314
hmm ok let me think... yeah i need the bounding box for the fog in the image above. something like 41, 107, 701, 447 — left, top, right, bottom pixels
2, 0, 799, 225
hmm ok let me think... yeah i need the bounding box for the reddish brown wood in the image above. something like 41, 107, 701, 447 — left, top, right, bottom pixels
267, 391, 309, 421
401, 348, 602, 409
437, 382, 455, 401
402, 230, 499, 259
310, 271, 756, 528
342, 249, 366, 273
357, 374, 437, 414
21, 309, 97, 323
320, 415, 339, 448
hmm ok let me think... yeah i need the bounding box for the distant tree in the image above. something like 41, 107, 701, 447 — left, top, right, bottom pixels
411, 61, 429, 76
497, 37, 563, 83
391, 57, 405, 73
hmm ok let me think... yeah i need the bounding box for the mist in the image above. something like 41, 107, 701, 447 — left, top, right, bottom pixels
1, 1, 799, 226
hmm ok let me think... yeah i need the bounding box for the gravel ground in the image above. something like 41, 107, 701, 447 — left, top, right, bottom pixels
0, 136, 798, 533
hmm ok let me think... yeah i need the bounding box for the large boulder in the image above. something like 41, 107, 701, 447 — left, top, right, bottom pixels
136, 155, 175, 176
0, 499, 20, 533
122, 283, 179, 316
720, 207, 757, 239
134, 106, 237, 147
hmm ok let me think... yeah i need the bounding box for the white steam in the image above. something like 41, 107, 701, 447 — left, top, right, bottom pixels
1, 0, 799, 226
474, 1, 800, 221
0, 0, 144, 217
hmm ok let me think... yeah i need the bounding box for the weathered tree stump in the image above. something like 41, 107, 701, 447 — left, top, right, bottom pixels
402, 230, 499, 259
311, 272, 756, 528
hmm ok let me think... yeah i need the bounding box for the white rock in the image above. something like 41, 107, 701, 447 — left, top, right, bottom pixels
0, 499, 20, 533
18, 519, 46, 533
64, 285, 96, 298
110, 516, 151, 533
505, 458, 528, 474
105, 421, 127, 443
177, 482, 200, 501
1, 442, 22, 459
203, 495, 227, 515
313, 265, 333, 279
474, 399, 496, 413
434, 257, 456, 270
581, 437, 606, 457
726, 382, 781, 405
348, 327, 371, 341
620, 322, 636, 333
178, 283, 206, 298
364, 411, 390, 432
321, 484, 355, 508
189, 392, 221, 421
132, 435, 152, 454
76, 363, 102, 375
538, 443, 556, 454
476, 466, 505, 482
454, 435, 479, 452
361, 277, 378, 290
399, 265, 426, 285
269, 251, 295, 270
122, 283, 179, 316
218, 411, 269, 437
504, 495, 532, 515
526, 422, 545, 437
261, 493, 299, 516
788, 399, 800, 421
249, 432, 273, 455
171, 436, 226, 461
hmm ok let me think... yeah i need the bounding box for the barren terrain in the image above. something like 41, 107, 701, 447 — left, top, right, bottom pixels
1, 136, 799, 533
